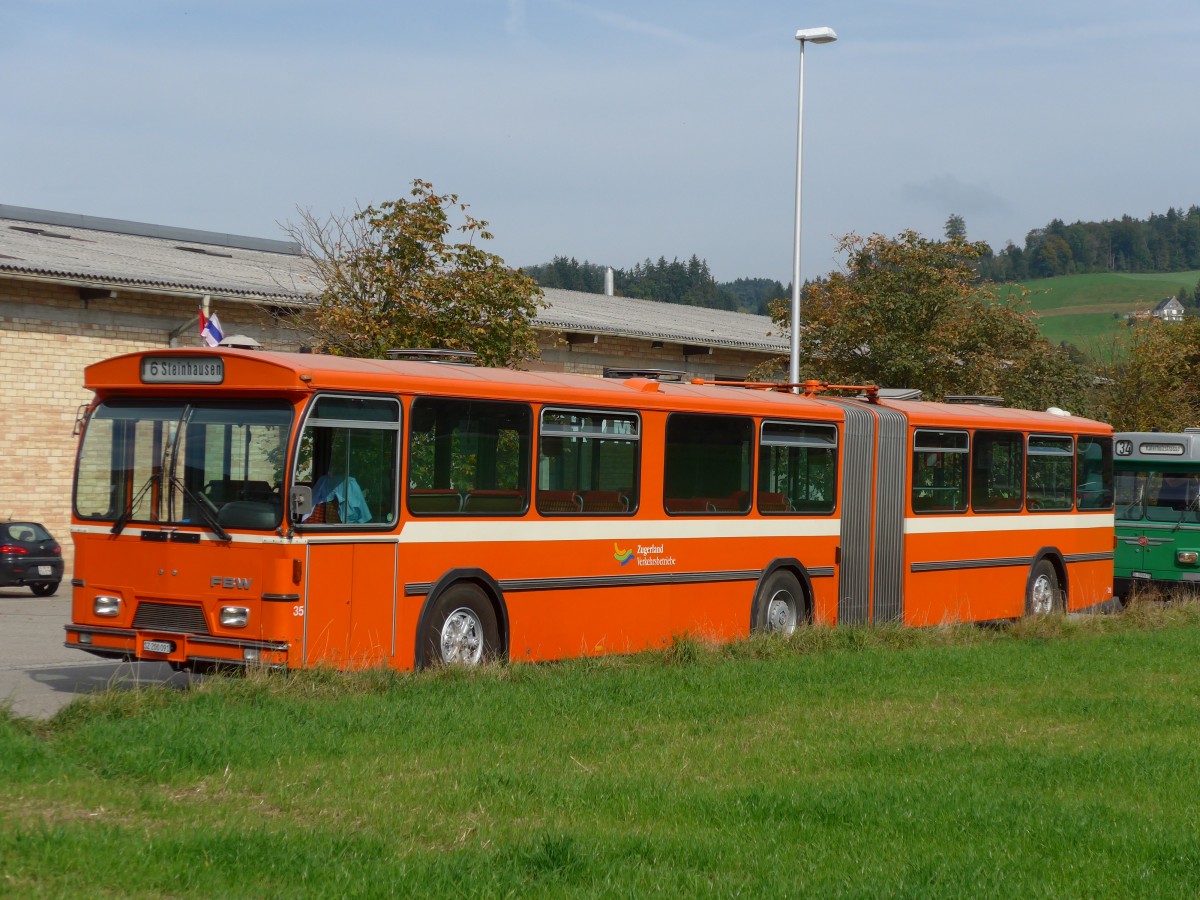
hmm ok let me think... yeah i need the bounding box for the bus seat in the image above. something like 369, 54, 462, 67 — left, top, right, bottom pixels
537, 490, 582, 513
218, 500, 279, 530
408, 489, 463, 514
758, 492, 792, 512
462, 490, 525, 513
666, 497, 712, 513
307, 496, 340, 523
711, 491, 750, 513
579, 491, 628, 513
206, 479, 275, 503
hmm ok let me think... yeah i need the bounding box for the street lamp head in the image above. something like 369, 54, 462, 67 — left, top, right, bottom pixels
794, 26, 837, 44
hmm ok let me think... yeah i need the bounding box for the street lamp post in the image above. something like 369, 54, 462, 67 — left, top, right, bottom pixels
789, 26, 837, 388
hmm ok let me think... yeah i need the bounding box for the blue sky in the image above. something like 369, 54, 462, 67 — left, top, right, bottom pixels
4, 0, 1199, 284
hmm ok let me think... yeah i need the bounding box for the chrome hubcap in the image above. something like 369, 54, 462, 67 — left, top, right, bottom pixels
766, 590, 798, 635
1030, 574, 1055, 616
440, 607, 484, 665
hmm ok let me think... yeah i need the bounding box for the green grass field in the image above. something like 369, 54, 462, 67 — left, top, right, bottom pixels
994, 270, 1200, 353
4, 604, 1200, 896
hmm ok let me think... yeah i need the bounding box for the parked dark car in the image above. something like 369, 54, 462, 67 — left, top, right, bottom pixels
0, 521, 64, 596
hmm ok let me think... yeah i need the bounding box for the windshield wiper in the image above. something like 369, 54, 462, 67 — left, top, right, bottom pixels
168, 472, 231, 542
111, 474, 158, 536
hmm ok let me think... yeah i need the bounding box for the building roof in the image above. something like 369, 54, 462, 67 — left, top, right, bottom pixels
1152, 296, 1184, 313
0, 205, 786, 354
538, 287, 785, 353
0, 205, 316, 302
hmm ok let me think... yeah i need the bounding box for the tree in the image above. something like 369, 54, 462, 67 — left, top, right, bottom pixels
944, 213, 967, 241
286, 180, 544, 367
1101, 318, 1200, 430
524, 256, 607, 293
767, 231, 1092, 410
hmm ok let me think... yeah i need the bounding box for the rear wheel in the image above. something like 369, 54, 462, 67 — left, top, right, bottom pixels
421, 583, 501, 667
1025, 560, 1062, 617
751, 570, 806, 636
30, 581, 58, 597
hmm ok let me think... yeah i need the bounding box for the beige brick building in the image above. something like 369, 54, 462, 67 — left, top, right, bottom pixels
0, 205, 787, 571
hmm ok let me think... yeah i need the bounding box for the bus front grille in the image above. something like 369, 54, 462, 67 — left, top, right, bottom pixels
132, 602, 210, 635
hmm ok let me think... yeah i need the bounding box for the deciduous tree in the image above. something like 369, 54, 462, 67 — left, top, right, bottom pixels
286, 180, 543, 367
767, 231, 1091, 411
1101, 318, 1200, 430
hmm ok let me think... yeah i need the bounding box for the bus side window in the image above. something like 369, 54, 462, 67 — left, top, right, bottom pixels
1027, 435, 1073, 512
911, 430, 968, 514
293, 395, 401, 527
408, 397, 532, 516
758, 420, 838, 515
971, 431, 1023, 512
664, 413, 752, 515
537, 408, 639, 516
1076, 435, 1113, 510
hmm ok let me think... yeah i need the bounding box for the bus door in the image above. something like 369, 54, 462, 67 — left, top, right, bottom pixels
826, 401, 908, 625
303, 537, 398, 668
292, 394, 403, 668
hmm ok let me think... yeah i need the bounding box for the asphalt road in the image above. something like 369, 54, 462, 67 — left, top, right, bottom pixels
0, 584, 191, 720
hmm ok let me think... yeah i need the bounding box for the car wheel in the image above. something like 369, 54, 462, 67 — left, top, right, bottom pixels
420, 583, 501, 667
1025, 560, 1062, 617
30, 581, 59, 597
751, 569, 806, 636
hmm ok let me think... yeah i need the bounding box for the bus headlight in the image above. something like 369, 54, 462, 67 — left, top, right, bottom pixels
220, 606, 250, 628
1177, 551, 1199, 566
93, 595, 121, 617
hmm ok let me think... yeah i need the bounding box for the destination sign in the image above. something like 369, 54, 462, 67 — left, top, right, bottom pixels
1138, 442, 1185, 456
141, 357, 224, 384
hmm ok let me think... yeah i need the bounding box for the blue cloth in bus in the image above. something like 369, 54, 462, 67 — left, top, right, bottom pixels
310, 474, 372, 523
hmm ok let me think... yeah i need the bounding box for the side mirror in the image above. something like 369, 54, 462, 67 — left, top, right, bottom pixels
290, 485, 313, 520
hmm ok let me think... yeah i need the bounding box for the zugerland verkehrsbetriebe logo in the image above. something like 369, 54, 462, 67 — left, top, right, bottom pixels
614, 543, 675, 568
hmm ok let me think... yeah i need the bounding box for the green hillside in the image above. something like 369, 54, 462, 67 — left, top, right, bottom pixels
993, 270, 1200, 352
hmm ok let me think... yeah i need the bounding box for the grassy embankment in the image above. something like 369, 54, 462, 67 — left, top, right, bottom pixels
995, 270, 1200, 353
4, 603, 1200, 896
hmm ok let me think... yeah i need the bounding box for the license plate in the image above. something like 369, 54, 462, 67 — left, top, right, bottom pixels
37, 565, 52, 575
1132, 571, 1152, 580
143, 639, 174, 654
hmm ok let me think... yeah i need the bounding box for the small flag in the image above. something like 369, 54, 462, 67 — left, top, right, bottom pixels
200, 311, 224, 347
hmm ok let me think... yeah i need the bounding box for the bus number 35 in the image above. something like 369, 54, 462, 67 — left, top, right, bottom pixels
292, 605, 305, 617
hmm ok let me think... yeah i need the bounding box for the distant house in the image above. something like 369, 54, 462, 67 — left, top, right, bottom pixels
1152, 297, 1186, 322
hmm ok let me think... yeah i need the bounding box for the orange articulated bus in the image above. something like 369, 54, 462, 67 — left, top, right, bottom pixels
64, 349, 1115, 672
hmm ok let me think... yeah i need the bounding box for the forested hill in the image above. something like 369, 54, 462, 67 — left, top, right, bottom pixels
522, 256, 785, 316
524, 206, 1200, 313
979, 206, 1200, 281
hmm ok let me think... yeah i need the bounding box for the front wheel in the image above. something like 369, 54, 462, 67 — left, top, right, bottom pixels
1025, 560, 1063, 617
30, 581, 59, 597
751, 570, 806, 636
421, 583, 501, 667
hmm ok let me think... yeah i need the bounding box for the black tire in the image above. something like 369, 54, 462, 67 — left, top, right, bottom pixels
751, 570, 806, 636
30, 581, 59, 597
421, 583, 501, 667
1025, 559, 1063, 617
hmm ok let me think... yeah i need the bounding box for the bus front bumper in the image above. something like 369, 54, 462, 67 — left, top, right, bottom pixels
64, 624, 290, 669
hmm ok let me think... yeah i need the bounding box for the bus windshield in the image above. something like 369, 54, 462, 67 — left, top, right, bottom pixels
1115, 468, 1200, 524
75, 400, 293, 532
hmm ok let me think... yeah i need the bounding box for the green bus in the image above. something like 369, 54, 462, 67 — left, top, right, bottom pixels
1114, 431, 1200, 599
